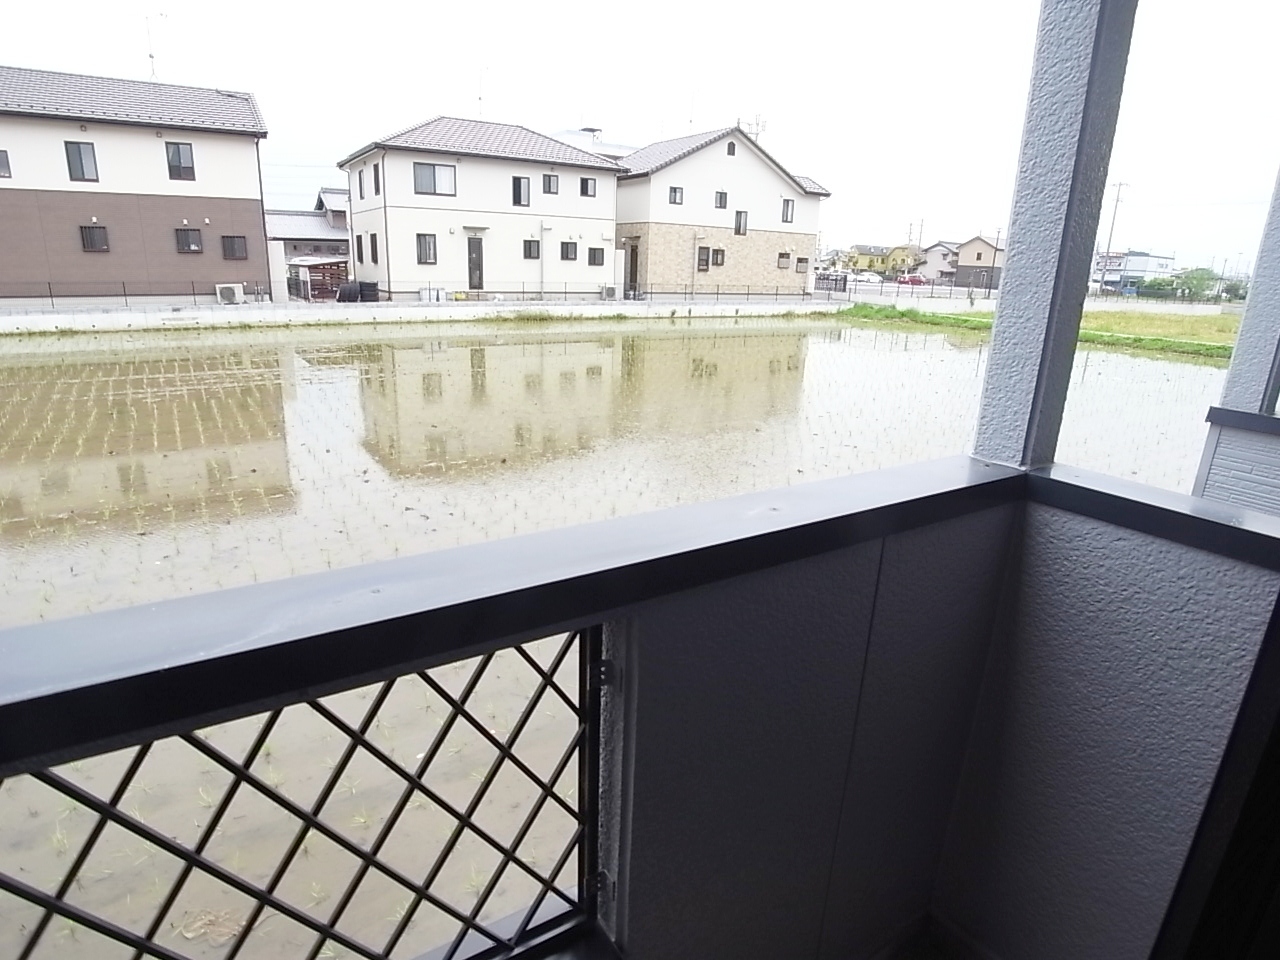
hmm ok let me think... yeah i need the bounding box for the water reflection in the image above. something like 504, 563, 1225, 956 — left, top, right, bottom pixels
0, 352, 293, 537
356, 332, 806, 476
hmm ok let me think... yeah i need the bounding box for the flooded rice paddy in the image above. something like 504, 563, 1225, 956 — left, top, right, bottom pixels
0, 318, 1225, 629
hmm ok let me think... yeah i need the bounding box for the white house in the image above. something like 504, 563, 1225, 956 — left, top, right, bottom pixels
614, 128, 829, 296
1092, 250, 1175, 291
0, 64, 269, 304
337, 118, 623, 300
919, 241, 960, 282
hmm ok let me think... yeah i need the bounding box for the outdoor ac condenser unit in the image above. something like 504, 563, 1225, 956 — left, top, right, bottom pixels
215, 283, 247, 305
599, 285, 617, 300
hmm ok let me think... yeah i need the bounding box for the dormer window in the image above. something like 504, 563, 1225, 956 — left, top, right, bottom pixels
727, 141, 736, 156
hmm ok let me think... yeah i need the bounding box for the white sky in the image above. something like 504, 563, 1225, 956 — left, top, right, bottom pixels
4, 0, 1278, 272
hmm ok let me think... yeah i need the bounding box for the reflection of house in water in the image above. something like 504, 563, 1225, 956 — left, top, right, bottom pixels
0, 351, 293, 535
358, 331, 807, 476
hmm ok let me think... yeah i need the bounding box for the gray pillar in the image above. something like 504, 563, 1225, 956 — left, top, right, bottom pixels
1219, 165, 1280, 413
972, 0, 1139, 468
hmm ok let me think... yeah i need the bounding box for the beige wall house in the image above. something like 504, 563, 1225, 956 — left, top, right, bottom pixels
615, 128, 829, 297
0, 65, 270, 305
954, 235, 1007, 289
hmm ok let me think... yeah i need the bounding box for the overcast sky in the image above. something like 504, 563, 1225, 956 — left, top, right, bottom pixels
5, 0, 1278, 273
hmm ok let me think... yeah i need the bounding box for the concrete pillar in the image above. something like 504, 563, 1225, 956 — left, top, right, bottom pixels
1218, 167, 1280, 414
972, 0, 1139, 468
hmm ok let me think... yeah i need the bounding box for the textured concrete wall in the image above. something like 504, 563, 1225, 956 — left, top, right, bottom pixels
1220, 164, 1280, 412
1200, 425, 1280, 516
818, 506, 1018, 959
932, 504, 1280, 960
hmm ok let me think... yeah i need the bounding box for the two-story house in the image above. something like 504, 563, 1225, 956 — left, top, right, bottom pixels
614, 128, 829, 296
919, 241, 960, 281
953, 235, 1007, 289
0, 65, 270, 303
337, 118, 623, 300
847, 245, 892, 273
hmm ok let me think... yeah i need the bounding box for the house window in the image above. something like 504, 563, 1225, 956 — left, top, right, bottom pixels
976, 251, 984, 261
669, 186, 683, 205
715, 191, 727, 209
735, 211, 748, 235
65, 141, 98, 182
175, 228, 203, 253
423, 372, 442, 400
580, 177, 596, 197
166, 142, 195, 180
588, 247, 605, 266
358, 168, 365, 200
796, 257, 809, 273
782, 198, 794, 223
561, 241, 577, 260
417, 233, 437, 264
513, 176, 531, 206
0, 150, 9, 177
355, 234, 364, 264
370, 232, 379, 264
524, 239, 540, 260
221, 235, 248, 260
727, 141, 736, 156
697, 246, 710, 272
414, 163, 457, 195
373, 162, 381, 196
777, 252, 791, 269
543, 174, 558, 194
711, 248, 725, 266
79, 225, 108, 252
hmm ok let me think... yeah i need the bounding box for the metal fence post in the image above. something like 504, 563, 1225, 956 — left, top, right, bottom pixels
48, 282, 55, 310
122, 281, 129, 308
191, 281, 198, 307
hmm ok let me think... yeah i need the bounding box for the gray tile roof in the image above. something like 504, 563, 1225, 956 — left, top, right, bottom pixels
619, 127, 830, 197
0, 64, 266, 135
854, 245, 892, 255
618, 128, 734, 177
794, 175, 831, 197
315, 187, 349, 213
338, 117, 622, 171
265, 210, 349, 242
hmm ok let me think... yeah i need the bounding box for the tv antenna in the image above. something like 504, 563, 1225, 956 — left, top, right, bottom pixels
144, 14, 165, 81
740, 114, 767, 142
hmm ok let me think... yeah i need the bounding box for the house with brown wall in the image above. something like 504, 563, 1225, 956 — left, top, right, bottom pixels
0, 65, 270, 304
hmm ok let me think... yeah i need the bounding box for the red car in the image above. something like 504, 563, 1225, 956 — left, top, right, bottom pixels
896, 274, 927, 285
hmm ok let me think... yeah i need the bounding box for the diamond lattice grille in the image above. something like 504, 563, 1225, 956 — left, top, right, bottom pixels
0, 632, 587, 960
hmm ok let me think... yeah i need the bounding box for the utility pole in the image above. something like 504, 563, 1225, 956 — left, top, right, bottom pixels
1103, 181, 1128, 288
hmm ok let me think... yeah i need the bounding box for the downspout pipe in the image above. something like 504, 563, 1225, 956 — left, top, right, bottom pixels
381, 149, 392, 301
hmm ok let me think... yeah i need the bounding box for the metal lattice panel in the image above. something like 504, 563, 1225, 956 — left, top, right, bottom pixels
0, 632, 589, 960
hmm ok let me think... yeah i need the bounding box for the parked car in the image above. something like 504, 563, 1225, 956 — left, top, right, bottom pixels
896, 274, 927, 285
851, 272, 884, 284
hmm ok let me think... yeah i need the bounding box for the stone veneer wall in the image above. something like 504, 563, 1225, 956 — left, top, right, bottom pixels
618, 221, 816, 294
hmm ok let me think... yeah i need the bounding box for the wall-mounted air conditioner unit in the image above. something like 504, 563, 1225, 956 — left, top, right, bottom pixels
215, 283, 247, 305
599, 285, 617, 300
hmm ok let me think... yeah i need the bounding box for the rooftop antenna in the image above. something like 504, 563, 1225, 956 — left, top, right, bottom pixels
144, 14, 164, 80
478, 66, 484, 119
742, 115, 767, 142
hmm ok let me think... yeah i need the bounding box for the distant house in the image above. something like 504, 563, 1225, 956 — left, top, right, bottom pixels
337, 117, 622, 300
0, 64, 270, 304
265, 190, 352, 301
1092, 250, 1175, 291
847, 245, 892, 272
885, 243, 922, 276
615, 127, 829, 296
919, 241, 960, 281
315, 187, 348, 229
954, 236, 1006, 289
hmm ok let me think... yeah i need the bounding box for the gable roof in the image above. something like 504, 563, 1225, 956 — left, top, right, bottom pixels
960, 235, 1005, 251
315, 187, 349, 213
0, 64, 266, 136
338, 117, 622, 171
619, 126, 830, 196
925, 240, 960, 253
265, 210, 349, 242
853, 245, 892, 255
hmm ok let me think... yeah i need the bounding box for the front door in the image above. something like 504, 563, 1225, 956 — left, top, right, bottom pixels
468, 236, 484, 291
628, 243, 639, 296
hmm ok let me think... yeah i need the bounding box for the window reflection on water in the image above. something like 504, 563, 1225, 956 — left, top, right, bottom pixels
0, 319, 1223, 627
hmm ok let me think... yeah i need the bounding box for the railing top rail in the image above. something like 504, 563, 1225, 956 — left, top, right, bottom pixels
0, 456, 1019, 776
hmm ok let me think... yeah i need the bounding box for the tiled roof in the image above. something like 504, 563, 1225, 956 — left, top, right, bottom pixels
794, 176, 830, 197
265, 210, 349, 242
0, 64, 266, 135
620, 127, 830, 198
854, 245, 892, 255
925, 240, 961, 253
315, 187, 349, 213
338, 117, 622, 171
618, 128, 734, 176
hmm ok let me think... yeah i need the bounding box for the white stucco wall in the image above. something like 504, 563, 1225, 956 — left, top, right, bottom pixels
620, 134, 821, 237
0, 115, 262, 199
343, 148, 619, 295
